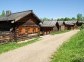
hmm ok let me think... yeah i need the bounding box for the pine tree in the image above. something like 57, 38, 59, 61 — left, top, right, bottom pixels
1, 10, 5, 16
77, 13, 82, 21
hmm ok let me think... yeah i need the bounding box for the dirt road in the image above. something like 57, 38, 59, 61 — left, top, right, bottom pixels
0, 30, 79, 62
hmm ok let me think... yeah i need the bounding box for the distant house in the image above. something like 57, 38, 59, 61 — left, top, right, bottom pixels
64, 20, 84, 30
40, 21, 57, 35
0, 10, 41, 42
76, 21, 83, 26
64, 21, 77, 30
56, 21, 65, 31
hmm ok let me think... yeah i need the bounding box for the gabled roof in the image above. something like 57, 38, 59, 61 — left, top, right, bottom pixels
77, 21, 84, 23
9, 10, 32, 21
0, 16, 9, 21
64, 21, 77, 25
0, 10, 41, 22
40, 21, 57, 27
22, 20, 38, 27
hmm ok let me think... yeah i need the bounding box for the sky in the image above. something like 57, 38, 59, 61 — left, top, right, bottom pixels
0, 0, 84, 19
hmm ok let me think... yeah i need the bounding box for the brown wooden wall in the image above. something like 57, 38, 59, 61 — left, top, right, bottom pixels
65, 25, 75, 30
16, 26, 40, 35
40, 27, 53, 35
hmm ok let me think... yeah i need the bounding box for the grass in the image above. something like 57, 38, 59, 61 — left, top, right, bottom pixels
50, 30, 69, 35
51, 29, 84, 62
0, 37, 40, 54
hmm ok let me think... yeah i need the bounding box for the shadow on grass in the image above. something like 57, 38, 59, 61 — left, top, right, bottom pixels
72, 58, 84, 62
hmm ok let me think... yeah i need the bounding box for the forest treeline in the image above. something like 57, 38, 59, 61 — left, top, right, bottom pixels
0, 10, 84, 21
41, 14, 84, 21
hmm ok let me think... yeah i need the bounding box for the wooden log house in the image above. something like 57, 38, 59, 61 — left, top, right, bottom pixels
40, 21, 58, 35
39, 20, 81, 34
0, 10, 41, 42
56, 21, 65, 31
56, 21, 84, 30
76, 21, 83, 26
64, 21, 77, 30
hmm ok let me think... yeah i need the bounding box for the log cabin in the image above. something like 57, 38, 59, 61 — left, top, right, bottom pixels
64, 21, 76, 30
56, 21, 84, 30
56, 21, 65, 31
74, 21, 84, 29
76, 21, 83, 26
0, 10, 41, 42
40, 21, 57, 35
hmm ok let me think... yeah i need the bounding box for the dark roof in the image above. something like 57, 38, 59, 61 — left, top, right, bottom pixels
64, 20, 84, 25
77, 21, 84, 23
64, 21, 77, 25
0, 10, 41, 22
40, 20, 84, 27
40, 21, 57, 27
0, 16, 9, 21
22, 20, 38, 27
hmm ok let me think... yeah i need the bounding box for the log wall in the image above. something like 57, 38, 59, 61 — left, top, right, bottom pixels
0, 31, 13, 43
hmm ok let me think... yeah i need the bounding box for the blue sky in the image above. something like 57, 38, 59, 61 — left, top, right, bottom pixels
0, 0, 84, 19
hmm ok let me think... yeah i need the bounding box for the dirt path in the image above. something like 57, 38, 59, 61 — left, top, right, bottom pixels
0, 30, 79, 62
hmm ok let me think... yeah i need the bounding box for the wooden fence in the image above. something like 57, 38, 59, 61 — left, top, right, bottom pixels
0, 31, 39, 43
0, 31, 13, 43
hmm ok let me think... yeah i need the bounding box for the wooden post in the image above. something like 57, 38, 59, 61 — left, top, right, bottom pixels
38, 27, 40, 36
27, 27, 29, 37
13, 20, 17, 42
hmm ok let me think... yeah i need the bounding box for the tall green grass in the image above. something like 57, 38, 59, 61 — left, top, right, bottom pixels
51, 30, 84, 62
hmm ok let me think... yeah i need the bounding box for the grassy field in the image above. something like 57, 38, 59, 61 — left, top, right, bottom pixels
51, 30, 84, 62
0, 37, 40, 54
50, 30, 69, 35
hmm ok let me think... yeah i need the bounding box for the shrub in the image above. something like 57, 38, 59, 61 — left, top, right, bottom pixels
80, 24, 84, 30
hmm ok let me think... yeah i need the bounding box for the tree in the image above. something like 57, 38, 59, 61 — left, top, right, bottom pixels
77, 13, 82, 21
71, 17, 76, 20
60, 18, 64, 21
42, 17, 51, 21
82, 17, 84, 21
57, 18, 64, 21
64, 17, 70, 21
57, 18, 60, 21
1, 10, 6, 16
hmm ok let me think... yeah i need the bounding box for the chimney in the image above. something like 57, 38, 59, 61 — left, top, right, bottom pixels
6, 10, 11, 16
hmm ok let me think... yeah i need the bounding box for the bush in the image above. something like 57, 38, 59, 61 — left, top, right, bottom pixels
80, 24, 84, 30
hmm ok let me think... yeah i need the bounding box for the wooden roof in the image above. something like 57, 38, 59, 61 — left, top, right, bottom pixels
40, 21, 57, 27
0, 10, 41, 22
64, 21, 75, 25
40, 20, 83, 27
22, 20, 39, 27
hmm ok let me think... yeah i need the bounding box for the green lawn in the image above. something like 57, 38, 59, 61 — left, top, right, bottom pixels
50, 30, 69, 35
0, 37, 40, 54
51, 30, 84, 62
